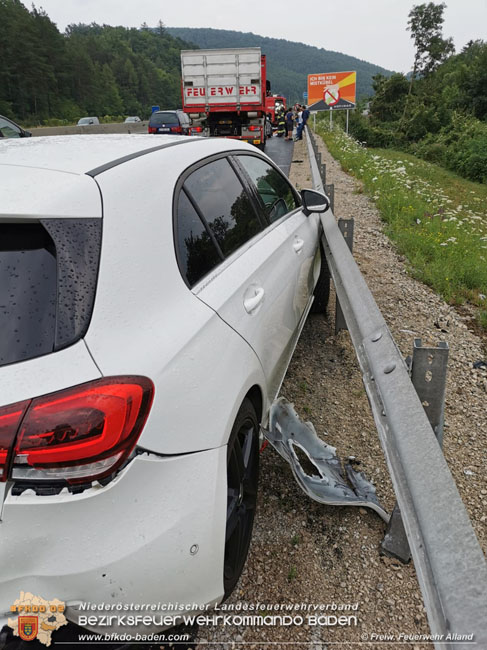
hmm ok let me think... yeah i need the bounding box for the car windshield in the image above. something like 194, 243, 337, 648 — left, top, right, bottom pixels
150, 112, 178, 126
78, 118, 93, 125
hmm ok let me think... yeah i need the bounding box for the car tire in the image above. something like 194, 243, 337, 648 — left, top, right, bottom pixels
311, 247, 331, 314
224, 398, 259, 598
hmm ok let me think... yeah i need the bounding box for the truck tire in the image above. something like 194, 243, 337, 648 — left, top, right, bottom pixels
311, 248, 331, 314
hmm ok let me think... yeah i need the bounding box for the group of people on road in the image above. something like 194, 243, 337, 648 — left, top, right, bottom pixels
273, 103, 310, 141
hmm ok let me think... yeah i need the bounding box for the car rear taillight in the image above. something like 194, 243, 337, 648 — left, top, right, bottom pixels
148, 126, 157, 134
170, 126, 183, 133
0, 377, 154, 485
0, 401, 30, 480
191, 126, 203, 133
248, 126, 261, 132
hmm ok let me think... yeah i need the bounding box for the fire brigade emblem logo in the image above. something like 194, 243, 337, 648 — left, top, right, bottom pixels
9, 592, 67, 646
19, 616, 38, 641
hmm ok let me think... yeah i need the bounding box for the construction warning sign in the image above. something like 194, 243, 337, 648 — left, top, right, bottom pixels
307, 72, 356, 111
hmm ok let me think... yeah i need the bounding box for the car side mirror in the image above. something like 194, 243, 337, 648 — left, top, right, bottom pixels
21, 130, 32, 138
300, 189, 330, 216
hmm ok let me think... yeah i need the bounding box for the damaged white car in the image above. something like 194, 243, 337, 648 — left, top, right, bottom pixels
0, 134, 331, 641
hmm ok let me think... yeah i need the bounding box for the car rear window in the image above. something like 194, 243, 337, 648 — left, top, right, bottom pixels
149, 112, 179, 126
0, 219, 101, 368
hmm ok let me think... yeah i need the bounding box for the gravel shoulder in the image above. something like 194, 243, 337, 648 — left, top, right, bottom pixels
194, 133, 487, 650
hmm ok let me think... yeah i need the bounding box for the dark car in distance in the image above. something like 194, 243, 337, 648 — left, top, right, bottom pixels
0, 115, 31, 138
148, 110, 191, 135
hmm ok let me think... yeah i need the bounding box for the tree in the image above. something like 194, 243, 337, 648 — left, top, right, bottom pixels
402, 2, 454, 124
407, 2, 454, 80
370, 73, 409, 122
157, 20, 166, 36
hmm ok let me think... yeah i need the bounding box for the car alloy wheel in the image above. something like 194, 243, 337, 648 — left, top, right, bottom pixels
224, 398, 259, 597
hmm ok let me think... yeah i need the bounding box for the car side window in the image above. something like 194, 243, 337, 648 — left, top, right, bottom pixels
183, 158, 262, 259
236, 155, 300, 223
0, 117, 21, 138
176, 189, 223, 287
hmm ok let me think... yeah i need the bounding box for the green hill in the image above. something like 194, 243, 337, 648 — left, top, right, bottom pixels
0, 1, 194, 123
167, 27, 393, 104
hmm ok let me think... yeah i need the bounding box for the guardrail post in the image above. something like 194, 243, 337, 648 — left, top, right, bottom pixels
411, 339, 449, 448
335, 218, 354, 334
381, 504, 411, 562
381, 339, 449, 562
325, 183, 335, 213
306, 126, 328, 189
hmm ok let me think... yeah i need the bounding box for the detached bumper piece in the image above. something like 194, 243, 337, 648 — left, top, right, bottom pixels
263, 398, 389, 522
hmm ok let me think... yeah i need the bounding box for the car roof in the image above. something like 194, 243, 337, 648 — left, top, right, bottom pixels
0, 133, 237, 176
151, 110, 186, 115
0, 114, 20, 126
0, 135, 263, 219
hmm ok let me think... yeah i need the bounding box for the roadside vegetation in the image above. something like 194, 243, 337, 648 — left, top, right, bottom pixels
346, 3, 487, 184
317, 121, 487, 329
315, 3, 487, 329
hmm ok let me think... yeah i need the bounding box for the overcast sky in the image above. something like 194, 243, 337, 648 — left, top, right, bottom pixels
31, 0, 486, 72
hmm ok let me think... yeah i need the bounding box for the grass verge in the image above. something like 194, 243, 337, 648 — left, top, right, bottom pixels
316, 121, 487, 329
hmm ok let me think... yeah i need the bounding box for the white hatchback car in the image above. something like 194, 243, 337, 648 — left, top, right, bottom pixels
0, 134, 329, 641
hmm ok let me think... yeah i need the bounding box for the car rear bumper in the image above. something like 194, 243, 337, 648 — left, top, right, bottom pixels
0, 447, 227, 636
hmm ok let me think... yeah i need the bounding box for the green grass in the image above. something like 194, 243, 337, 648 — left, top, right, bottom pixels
291, 533, 301, 546
287, 565, 298, 582
317, 121, 487, 326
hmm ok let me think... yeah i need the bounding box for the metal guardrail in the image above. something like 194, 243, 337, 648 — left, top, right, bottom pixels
305, 126, 487, 649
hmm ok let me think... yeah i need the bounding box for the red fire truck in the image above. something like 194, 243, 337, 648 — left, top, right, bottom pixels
181, 47, 269, 150
265, 95, 286, 126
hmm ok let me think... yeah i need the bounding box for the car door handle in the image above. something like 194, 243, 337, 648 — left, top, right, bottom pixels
244, 287, 265, 313
293, 238, 305, 253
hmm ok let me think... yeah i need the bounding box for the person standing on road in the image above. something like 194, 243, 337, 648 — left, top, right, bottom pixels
299, 106, 309, 140
276, 108, 286, 137
285, 108, 294, 140
295, 105, 303, 141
